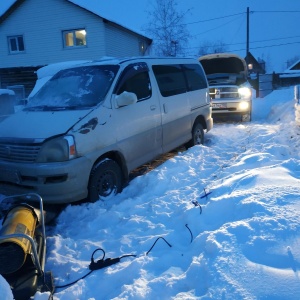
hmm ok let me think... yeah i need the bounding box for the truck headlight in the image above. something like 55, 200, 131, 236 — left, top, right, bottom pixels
238, 87, 251, 98
239, 101, 250, 110
37, 136, 76, 162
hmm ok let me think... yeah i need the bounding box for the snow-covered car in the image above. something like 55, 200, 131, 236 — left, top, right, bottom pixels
199, 53, 252, 122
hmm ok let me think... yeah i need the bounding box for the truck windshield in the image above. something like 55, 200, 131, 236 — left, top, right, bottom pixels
26, 65, 119, 111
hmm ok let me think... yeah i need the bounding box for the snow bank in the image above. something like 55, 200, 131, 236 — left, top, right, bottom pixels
0, 275, 13, 300
1, 87, 300, 299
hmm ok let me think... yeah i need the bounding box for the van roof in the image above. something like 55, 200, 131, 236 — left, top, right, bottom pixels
37, 56, 201, 79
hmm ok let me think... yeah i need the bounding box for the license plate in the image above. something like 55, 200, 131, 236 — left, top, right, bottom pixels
212, 103, 227, 109
0, 169, 21, 184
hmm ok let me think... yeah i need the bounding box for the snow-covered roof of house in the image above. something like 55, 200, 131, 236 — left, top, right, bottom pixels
0, 0, 151, 41
284, 59, 300, 73
280, 60, 300, 77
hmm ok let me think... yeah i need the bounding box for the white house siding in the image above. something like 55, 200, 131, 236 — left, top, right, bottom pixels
105, 23, 141, 57
0, 0, 107, 68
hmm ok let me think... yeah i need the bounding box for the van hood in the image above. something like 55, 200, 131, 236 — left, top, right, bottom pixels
199, 53, 248, 85
0, 109, 91, 139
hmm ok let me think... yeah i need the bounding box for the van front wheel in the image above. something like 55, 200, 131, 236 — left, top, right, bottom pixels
88, 159, 123, 202
186, 122, 204, 148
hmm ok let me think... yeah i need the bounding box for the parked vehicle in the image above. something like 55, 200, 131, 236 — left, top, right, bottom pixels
199, 53, 252, 122
0, 57, 213, 204
0, 89, 15, 117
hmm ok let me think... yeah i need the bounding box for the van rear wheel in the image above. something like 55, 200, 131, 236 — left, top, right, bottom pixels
185, 122, 204, 148
88, 159, 123, 202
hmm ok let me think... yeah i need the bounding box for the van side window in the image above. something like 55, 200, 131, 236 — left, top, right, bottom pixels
115, 63, 152, 102
152, 65, 187, 97
182, 64, 208, 91
117, 71, 152, 101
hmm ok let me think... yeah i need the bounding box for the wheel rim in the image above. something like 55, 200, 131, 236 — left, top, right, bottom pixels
96, 170, 117, 198
194, 128, 202, 144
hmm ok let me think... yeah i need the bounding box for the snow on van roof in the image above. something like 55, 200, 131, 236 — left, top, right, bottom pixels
36, 56, 200, 80
36, 60, 92, 79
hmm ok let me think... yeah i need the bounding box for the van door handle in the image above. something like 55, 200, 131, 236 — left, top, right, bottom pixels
150, 105, 156, 111
163, 103, 167, 113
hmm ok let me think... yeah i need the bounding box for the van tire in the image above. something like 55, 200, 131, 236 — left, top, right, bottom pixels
185, 122, 204, 148
88, 159, 123, 202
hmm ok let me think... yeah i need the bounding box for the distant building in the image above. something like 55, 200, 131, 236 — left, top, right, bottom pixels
0, 0, 152, 99
245, 52, 266, 75
274, 59, 300, 88
288, 60, 300, 71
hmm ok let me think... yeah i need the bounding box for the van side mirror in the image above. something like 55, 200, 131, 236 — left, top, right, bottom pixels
115, 92, 137, 108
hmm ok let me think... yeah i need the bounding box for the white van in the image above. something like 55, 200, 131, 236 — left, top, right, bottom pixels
0, 57, 213, 204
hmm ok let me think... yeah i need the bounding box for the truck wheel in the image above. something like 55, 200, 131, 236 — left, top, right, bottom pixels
185, 122, 204, 148
242, 113, 251, 122
88, 159, 123, 202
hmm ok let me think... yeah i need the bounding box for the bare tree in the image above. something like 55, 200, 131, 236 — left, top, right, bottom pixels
198, 40, 228, 56
145, 0, 191, 57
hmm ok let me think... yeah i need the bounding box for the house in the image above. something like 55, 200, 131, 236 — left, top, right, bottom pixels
273, 59, 300, 88
245, 52, 266, 75
0, 0, 152, 99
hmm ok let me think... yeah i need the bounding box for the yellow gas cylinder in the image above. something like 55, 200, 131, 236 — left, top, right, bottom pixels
0, 204, 38, 274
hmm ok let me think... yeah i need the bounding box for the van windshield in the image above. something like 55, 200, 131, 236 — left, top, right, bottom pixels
26, 65, 119, 111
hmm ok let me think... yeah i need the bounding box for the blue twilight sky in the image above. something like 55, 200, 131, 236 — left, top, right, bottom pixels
1, 0, 300, 72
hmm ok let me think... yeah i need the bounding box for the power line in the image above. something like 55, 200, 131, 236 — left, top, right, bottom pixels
183, 39, 300, 54
202, 35, 300, 48
192, 15, 244, 37
183, 10, 300, 27
183, 9, 300, 52
253, 10, 300, 13
183, 12, 245, 25
238, 40, 300, 51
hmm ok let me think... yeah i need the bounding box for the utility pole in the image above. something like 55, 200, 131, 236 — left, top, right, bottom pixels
246, 7, 250, 62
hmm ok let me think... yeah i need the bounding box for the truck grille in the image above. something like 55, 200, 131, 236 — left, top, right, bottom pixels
0, 143, 41, 163
209, 87, 239, 99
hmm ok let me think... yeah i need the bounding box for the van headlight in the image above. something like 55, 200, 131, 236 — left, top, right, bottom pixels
239, 101, 250, 110
238, 87, 251, 98
36, 136, 76, 162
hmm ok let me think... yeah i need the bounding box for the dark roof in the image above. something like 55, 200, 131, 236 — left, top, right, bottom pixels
289, 61, 300, 71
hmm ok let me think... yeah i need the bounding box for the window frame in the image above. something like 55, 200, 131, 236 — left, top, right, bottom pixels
182, 64, 208, 91
62, 29, 87, 48
7, 35, 25, 54
115, 63, 152, 102
152, 64, 188, 97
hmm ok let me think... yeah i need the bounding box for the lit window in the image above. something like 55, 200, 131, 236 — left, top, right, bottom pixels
8, 35, 25, 53
63, 29, 87, 48
139, 41, 146, 55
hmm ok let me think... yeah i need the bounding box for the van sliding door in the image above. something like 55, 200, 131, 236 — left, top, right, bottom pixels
152, 64, 190, 153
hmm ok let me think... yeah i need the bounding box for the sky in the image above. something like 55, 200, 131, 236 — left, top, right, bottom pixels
71, 0, 300, 73
0, 0, 300, 72
1, 86, 300, 299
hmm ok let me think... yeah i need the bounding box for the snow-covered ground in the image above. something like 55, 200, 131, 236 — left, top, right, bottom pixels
1, 86, 300, 300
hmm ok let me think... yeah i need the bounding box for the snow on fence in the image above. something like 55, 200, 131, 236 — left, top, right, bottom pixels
295, 85, 300, 125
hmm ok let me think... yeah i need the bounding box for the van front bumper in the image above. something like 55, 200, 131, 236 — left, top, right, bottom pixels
0, 156, 92, 204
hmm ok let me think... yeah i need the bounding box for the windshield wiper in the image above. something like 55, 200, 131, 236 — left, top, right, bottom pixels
24, 105, 56, 111
24, 105, 94, 112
